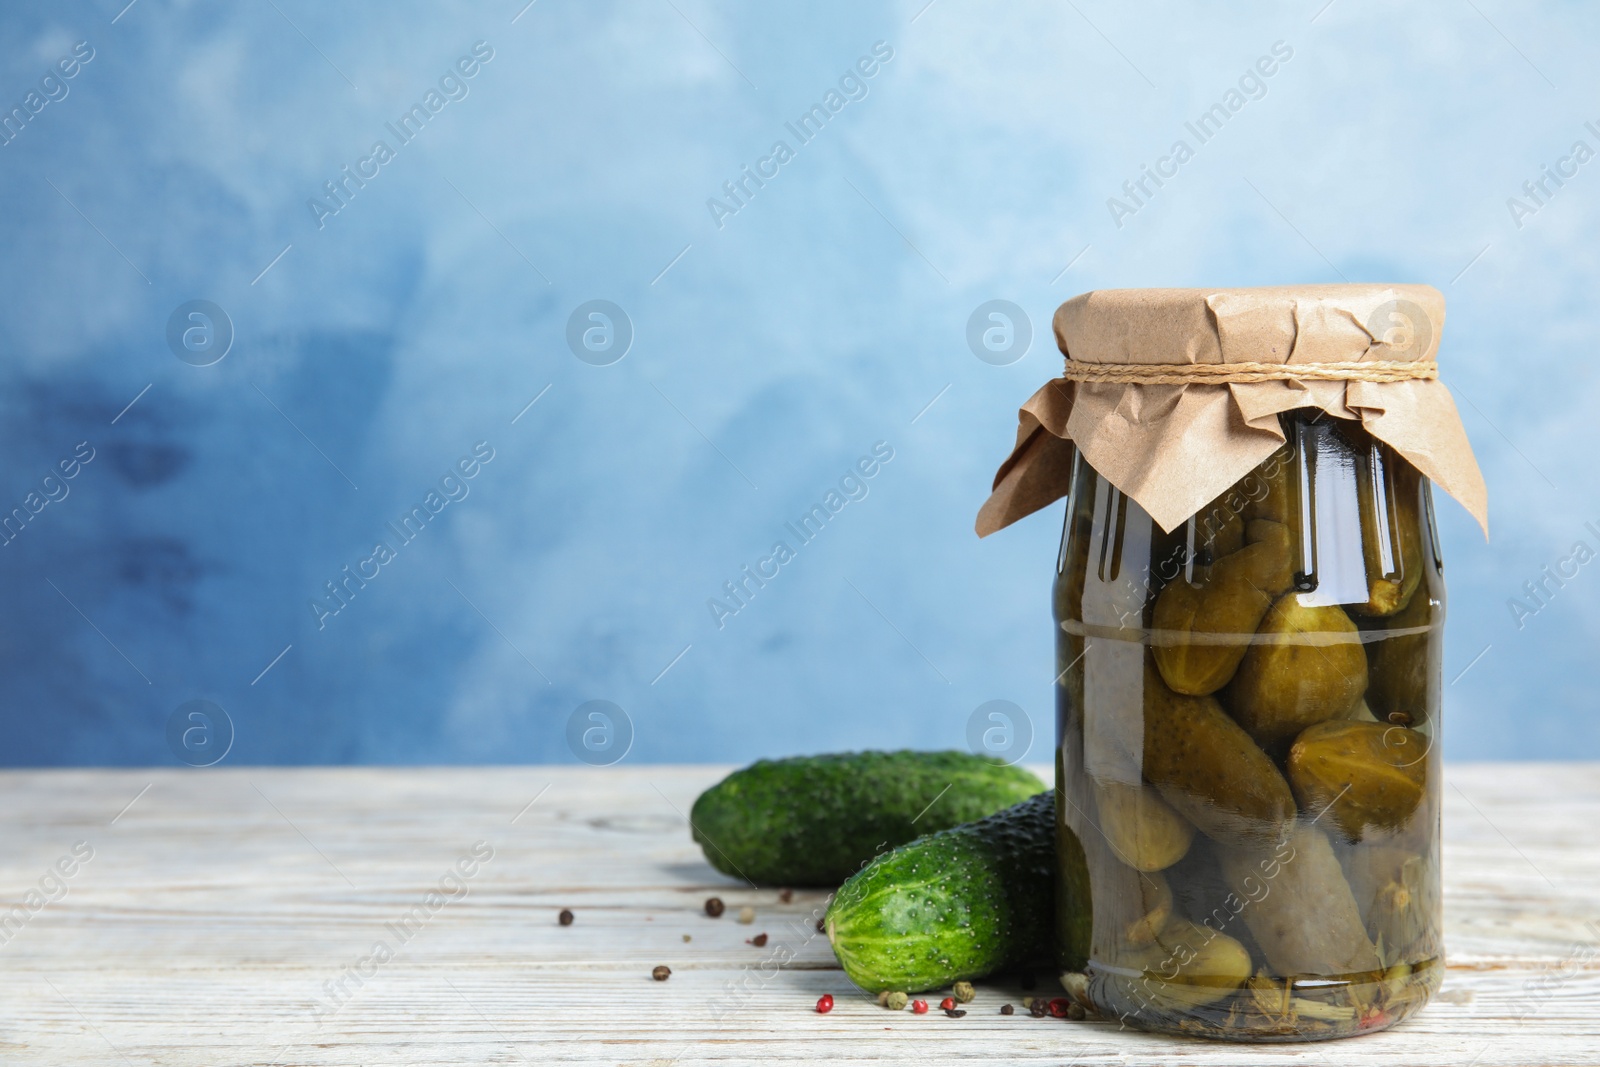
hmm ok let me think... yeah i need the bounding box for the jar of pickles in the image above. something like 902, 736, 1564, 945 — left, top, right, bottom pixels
979, 286, 1486, 1042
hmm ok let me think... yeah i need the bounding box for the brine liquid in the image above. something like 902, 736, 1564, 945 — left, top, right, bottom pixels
1052, 415, 1444, 1042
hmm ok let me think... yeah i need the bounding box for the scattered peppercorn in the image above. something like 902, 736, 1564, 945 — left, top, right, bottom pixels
944, 1008, 967, 1018
951, 981, 975, 1004
682, 934, 691, 942
876, 991, 891, 1006
558, 909, 573, 926
737, 906, 756, 924
1000, 1004, 1015, 1015
816, 994, 834, 1014
1021, 996, 1035, 1009
1029, 1000, 1048, 1018
749, 933, 769, 947
704, 897, 725, 917
1048, 998, 1069, 1019
1067, 1002, 1086, 1021
815, 917, 825, 933
779, 888, 794, 904
911, 999, 929, 1015
886, 991, 908, 1011
939, 997, 956, 1011
652, 965, 671, 981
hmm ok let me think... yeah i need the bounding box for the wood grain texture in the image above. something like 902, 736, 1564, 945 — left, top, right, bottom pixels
0, 764, 1596, 1066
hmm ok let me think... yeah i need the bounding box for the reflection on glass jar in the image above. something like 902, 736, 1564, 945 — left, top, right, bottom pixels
1054, 411, 1443, 1041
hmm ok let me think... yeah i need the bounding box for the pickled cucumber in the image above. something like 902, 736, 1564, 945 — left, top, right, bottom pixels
1196, 503, 1246, 561
1151, 521, 1294, 695
1224, 597, 1368, 749
1217, 825, 1381, 978
1123, 868, 1174, 945
1094, 779, 1195, 872
1287, 721, 1427, 842
1241, 452, 1292, 526
1365, 583, 1440, 727
1353, 460, 1425, 618
1163, 834, 1271, 968
1101, 917, 1254, 1014
1140, 664, 1296, 848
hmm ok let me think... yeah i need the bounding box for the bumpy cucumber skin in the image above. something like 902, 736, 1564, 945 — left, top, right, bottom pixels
690, 751, 1043, 887
824, 792, 1055, 993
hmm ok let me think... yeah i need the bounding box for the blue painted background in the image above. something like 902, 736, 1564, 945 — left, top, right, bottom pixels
1, 0, 1593, 765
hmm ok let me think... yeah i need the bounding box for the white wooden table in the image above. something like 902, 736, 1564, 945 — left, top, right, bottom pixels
0, 764, 1596, 1066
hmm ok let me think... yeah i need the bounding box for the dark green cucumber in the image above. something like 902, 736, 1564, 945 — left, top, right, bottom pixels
826, 791, 1078, 993
690, 751, 1044, 887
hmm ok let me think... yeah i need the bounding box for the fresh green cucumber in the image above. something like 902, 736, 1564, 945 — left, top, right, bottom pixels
826, 791, 1077, 993
690, 751, 1044, 887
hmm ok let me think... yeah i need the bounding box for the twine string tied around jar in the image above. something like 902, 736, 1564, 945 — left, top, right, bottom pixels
1059, 358, 1438, 386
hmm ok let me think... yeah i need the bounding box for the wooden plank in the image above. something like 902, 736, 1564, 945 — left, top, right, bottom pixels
0, 764, 1596, 1065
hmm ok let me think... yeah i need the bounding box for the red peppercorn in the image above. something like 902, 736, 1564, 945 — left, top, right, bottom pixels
939, 997, 956, 1011
911, 999, 929, 1014
816, 994, 834, 1014
1049, 998, 1069, 1018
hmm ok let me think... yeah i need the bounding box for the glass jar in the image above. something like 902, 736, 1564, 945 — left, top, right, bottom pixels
1053, 409, 1443, 1041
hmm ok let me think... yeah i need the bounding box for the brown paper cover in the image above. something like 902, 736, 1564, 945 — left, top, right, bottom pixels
976, 284, 1487, 537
